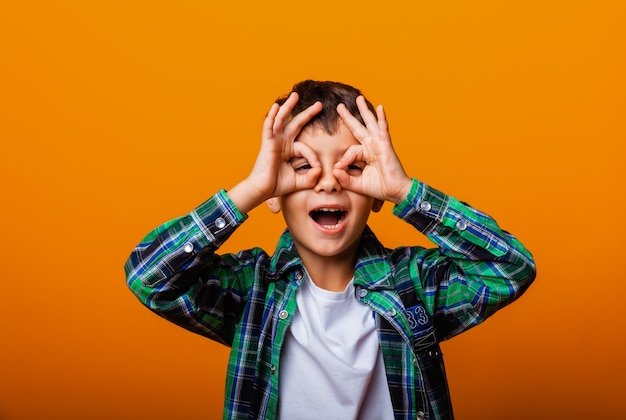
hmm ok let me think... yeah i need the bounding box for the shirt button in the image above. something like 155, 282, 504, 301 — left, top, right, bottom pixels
456, 219, 468, 231
358, 289, 368, 298
419, 201, 432, 212
279, 310, 289, 320
215, 217, 226, 229
386, 308, 397, 317
417, 411, 425, 420
270, 365, 276, 375
294, 270, 303, 280
183, 242, 194, 254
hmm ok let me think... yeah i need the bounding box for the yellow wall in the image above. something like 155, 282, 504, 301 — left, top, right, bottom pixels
1, 1, 624, 418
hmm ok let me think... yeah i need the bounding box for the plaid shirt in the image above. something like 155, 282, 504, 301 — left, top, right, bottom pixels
125, 179, 535, 420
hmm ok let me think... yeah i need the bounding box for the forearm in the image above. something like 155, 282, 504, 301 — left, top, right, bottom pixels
124, 190, 249, 341
227, 178, 269, 215
394, 179, 536, 335
125, 190, 246, 289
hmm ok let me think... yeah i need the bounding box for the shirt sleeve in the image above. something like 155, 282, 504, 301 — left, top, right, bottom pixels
124, 190, 254, 345
393, 179, 536, 340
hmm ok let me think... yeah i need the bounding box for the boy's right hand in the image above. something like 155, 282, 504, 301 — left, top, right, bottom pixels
228, 92, 323, 214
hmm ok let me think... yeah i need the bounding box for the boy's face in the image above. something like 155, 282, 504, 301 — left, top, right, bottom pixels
268, 123, 378, 262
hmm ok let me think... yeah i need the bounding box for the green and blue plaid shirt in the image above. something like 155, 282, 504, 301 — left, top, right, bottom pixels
125, 179, 535, 420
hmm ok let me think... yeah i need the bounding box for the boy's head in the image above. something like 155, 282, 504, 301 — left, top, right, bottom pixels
276, 80, 376, 134
267, 80, 384, 265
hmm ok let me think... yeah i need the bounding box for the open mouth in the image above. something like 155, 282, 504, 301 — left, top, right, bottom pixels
310, 208, 347, 229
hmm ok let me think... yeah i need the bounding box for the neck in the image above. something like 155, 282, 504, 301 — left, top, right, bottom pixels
308, 265, 354, 292
299, 252, 357, 292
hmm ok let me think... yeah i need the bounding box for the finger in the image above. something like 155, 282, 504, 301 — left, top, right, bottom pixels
337, 103, 368, 141
285, 101, 323, 136
332, 167, 363, 194
376, 104, 390, 135
334, 144, 363, 170
374, 105, 393, 145
356, 95, 378, 131
295, 167, 321, 191
273, 92, 299, 131
262, 103, 280, 139
332, 167, 351, 187
293, 141, 321, 168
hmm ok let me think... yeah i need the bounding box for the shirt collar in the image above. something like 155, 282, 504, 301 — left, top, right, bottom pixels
268, 226, 394, 291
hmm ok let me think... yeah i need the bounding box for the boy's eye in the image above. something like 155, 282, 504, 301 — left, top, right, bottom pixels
346, 163, 364, 174
295, 163, 312, 172
290, 159, 312, 173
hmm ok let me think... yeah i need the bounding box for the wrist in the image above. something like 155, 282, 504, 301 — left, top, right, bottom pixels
228, 178, 267, 214
389, 177, 414, 205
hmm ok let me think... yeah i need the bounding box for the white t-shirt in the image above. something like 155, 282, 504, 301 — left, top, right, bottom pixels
277, 274, 394, 419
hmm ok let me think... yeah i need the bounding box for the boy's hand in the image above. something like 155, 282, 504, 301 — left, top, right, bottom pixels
229, 93, 323, 214
334, 96, 413, 204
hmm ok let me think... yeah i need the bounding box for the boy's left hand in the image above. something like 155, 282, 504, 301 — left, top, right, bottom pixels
335, 96, 413, 204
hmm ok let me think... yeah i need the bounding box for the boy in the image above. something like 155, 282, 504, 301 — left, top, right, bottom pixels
125, 80, 536, 420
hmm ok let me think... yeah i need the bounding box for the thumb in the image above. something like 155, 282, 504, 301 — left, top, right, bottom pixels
334, 145, 362, 171
333, 168, 361, 194
295, 167, 321, 191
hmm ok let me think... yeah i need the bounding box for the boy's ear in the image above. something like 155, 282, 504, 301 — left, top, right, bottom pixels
372, 199, 384, 213
266, 197, 282, 214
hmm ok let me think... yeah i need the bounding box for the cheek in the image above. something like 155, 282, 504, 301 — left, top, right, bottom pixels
280, 195, 307, 221
351, 198, 375, 223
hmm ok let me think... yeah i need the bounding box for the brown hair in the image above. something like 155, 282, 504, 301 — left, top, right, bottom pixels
276, 80, 376, 134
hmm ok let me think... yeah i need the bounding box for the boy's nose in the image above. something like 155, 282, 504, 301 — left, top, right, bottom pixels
314, 167, 341, 193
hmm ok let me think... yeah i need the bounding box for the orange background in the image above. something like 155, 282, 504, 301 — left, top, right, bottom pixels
1, 1, 624, 419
